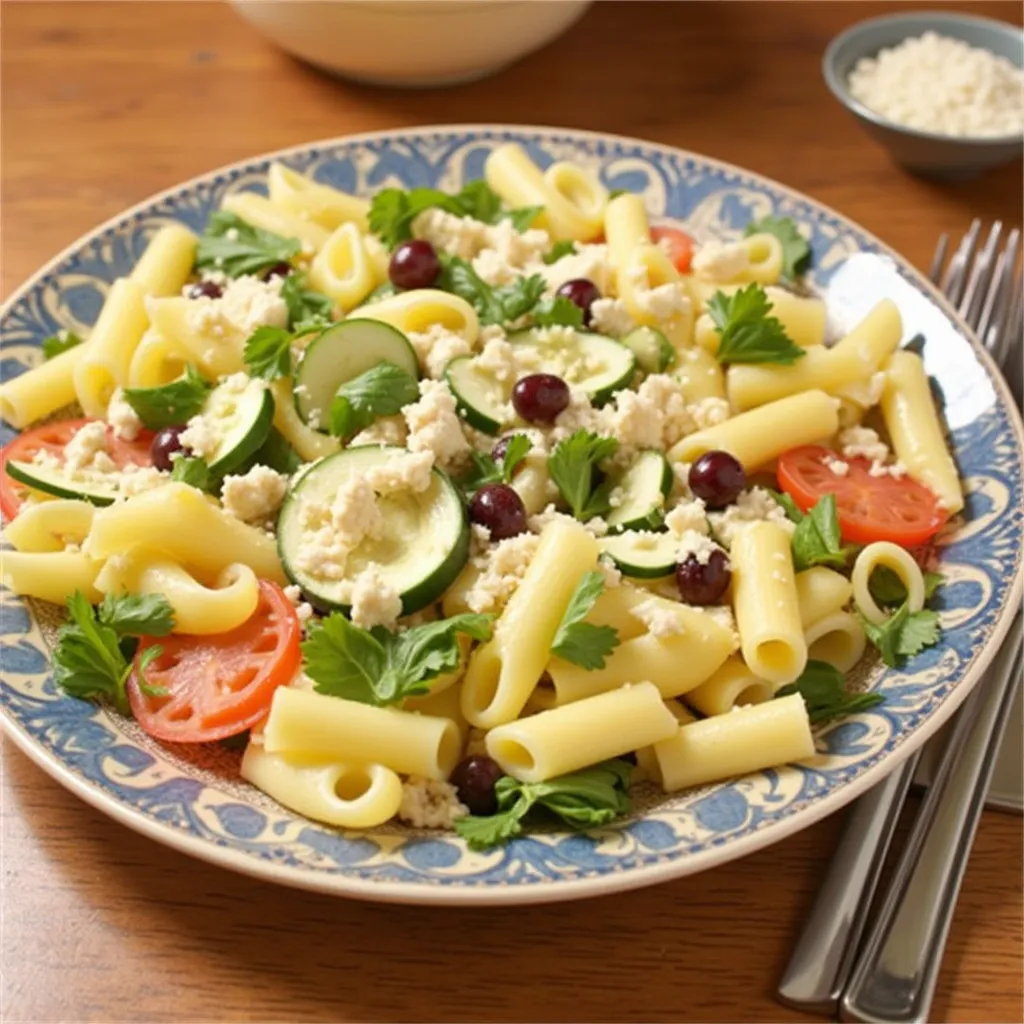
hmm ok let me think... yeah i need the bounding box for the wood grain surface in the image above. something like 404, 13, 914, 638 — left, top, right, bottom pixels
2, 2, 1022, 1021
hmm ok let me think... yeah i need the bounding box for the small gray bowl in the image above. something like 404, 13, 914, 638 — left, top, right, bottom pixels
823, 11, 1024, 180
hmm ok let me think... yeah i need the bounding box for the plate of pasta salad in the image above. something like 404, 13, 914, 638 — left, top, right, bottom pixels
1, 126, 1021, 905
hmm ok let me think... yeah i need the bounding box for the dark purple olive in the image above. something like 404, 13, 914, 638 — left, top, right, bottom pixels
450, 755, 504, 816
389, 239, 441, 290
265, 261, 293, 280
150, 425, 191, 472
556, 277, 601, 326
676, 549, 731, 605
491, 433, 529, 476
512, 373, 570, 423
187, 280, 223, 300
470, 483, 527, 540
688, 450, 746, 509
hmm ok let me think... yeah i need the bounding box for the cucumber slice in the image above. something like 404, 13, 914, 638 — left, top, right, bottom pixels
621, 326, 675, 373
278, 445, 469, 614
294, 319, 419, 430
199, 378, 275, 476
605, 450, 674, 532
445, 356, 508, 435
507, 328, 636, 405
599, 531, 679, 579
5, 459, 121, 506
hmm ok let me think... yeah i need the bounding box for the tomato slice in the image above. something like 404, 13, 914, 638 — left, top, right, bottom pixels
0, 418, 154, 520
777, 445, 947, 548
650, 226, 695, 274
127, 581, 302, 743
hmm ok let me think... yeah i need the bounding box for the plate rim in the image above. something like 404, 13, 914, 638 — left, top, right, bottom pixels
2, 122, 1022, 906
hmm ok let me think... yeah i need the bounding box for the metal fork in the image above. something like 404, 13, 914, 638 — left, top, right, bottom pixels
778, 221, 1024, 1020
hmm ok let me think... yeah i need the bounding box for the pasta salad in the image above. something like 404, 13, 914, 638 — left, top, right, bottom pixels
0, 145, 958, 846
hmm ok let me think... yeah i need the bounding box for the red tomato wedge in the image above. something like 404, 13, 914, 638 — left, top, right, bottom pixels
650, 226, 695, 274
777, 445, 947, 548
0, 418, 154, 520
127, 581, 302, 744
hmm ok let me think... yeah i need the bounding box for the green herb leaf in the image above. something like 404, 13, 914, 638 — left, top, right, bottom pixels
457, 434, 532, 498
327, 361, 420, 440
97, 593, 175, 637
170, 455, 213, 491
454, 759, 633, 850
869, 566, 944, 607
41, 329, 82, 361
768, 488, 805, 525
551, 571, 619, 669
548, 430, 619, 521
608, 188, 629, 200
453, 180, 503, 223
543, 240, 577, 265
251, 426, 303, 475
504, 206, 544, 232
745, 215, 811, 282
122, 365, 210, 430
790, 494, 855, 571
707, 283, 806, 366
52, 591, 176, 715
859, 602, 941, 668
497, 433, 531, 483
195, 210, 300, 278
438, 257, 548, 327
531, 295, 585, 329
303, 611, 494, 706
243, 325, 294, 381
280, 274, 334, 334
776, 660, 884, 723
135, 645, 169, 698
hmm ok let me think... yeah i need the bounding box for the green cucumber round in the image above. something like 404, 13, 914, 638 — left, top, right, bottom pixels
599, 530, 679, 578
445, 356, 507, 435
277, 445, 469, 615
621, 326, 676, 374
203, 380, 275, 476
605, 450, 674, 532
4, 459, 121, 506
294, 319, 419, 430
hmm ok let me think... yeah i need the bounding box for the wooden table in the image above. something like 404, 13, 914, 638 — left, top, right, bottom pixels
2, 2, 1022, 1021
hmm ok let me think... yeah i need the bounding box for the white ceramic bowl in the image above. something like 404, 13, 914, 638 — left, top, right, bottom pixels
229, 0, 594, 88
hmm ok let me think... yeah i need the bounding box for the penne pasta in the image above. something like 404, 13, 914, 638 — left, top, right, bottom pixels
129, 224, 198, 298
684, 656, 775, 717
267, 162, 370, 232
851, 541, 926, 625
0, 346, 85, 429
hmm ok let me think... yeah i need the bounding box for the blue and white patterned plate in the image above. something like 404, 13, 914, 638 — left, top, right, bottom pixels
2, 126, 1021, 905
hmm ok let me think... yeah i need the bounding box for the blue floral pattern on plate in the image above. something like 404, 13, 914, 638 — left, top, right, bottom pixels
2, 127, 1021, 905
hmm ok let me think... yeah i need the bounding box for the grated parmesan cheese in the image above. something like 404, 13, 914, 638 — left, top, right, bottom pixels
398, 777, 468, 828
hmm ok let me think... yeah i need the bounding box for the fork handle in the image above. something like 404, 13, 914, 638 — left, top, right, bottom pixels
840, 611, 1024, 1024
776, 755, 918, 1014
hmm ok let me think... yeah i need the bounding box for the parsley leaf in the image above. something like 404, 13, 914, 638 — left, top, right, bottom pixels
768, 488, 805, 525
280, 274, 334, 334
41, 329, 82, 361
790, 494, 857, 571
543, 240, 577, 265
454, 759, 633, 850
251, 427, 303, 475
550, 571, 619, 669
195, 210, 300, 278
531, 295, 585, 329
548, 430, 619, 521
243, 325, 294, 381
302, 611, 494, 706
776, 660, 884, 723
869, 566, 944, 607
860, 603, 941, 668
170, 454, 214, 491
53, 591, 176, 715
707, 283, 806, 366
122, 365, 211, 429
459, 434, 532, 497
368, 181, 545, 249
135, 646, 169, 698
327, 361, 420, 440
745, 215, 811, 282
439, 257, 547, 326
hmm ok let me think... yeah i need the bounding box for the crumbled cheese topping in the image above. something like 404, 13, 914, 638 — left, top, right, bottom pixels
403, 379, 471, 468
691, 241, 749, 281
463, 531, 542, 614
179, 373, 257, 461
709, 487, 796, 547
397, 777, 468, 829
348, 563, 402, 631
294, 476, 382, 580
625, 264, 692, 320
118, 465, 170, 499
107, 388, 143, 441
528, 503, 608, 538
365, 450, 435, 494
282, 584, 314, 626
408, 323, 473, 380
348, 415, 409, 448
412, 208, 550, 270
848, 31, 1024, 138
221, 465, 289, 523
630, 597, 685, 638
596, 556, 622, 589
677, 529, 722, 566
603, 373, 695, 453
839, 425, 889, 463
822, 453, 851, 477
62, 421, 114, 474
665, 498, 709, 537
688, 397, 731, 431
540, 243, 614, 295
184, 274, 287, 338
589, 297, 636, 338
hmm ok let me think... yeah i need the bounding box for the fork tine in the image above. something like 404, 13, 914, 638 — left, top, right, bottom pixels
929, 235, 949, 285
960, 222, 1002, 330
941, 218, 982, 305
992, 272, 1022, 370
979, 228, 1020, 345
